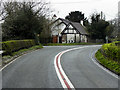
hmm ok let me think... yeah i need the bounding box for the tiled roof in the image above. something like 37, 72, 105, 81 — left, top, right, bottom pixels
70, 22, 88, 35
58, 18, 70, 25
58, 18, 88, 35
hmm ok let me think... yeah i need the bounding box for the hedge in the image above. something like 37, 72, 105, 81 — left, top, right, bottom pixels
95, 49, 120, 74
101, 41, 120, 62
2, 40, 36, 55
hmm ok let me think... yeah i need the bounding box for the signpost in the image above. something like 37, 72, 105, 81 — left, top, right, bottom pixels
106, 36, 108, 43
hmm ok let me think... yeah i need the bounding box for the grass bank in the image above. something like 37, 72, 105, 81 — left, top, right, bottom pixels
44, 43, 102, 46
95, 48, 120, 75
2, 45, 43, 67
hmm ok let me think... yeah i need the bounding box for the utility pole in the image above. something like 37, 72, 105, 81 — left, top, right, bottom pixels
106, 36, 108, 43
101, 11, 103, 20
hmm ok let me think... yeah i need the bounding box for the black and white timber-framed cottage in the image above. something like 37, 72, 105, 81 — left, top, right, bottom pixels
51, 18, 88, 43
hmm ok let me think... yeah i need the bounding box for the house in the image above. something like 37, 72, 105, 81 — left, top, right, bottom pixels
51, 18, 88, 43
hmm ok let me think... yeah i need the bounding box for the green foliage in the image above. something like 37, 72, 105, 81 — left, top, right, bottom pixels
95, 49, 120, 74
2, 2, 51, 41
2, 44, 43, 66
65, 11, 84, 23
28, 44, 43, 50
101, 41, 120, 62
86, 12, 109, 40
2, 55, 11, 60
2, 39, 35, 55
105, 24, 114, 37
2, 2, 41, 40
12, 45, 43, 56
39, 16, 51, 38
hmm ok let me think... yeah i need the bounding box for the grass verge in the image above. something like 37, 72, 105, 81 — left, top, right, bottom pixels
95, 49, 120, 75
2, 45, 43, 67
44, 43, 102, 46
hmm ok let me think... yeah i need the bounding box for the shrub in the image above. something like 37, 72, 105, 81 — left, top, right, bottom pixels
95, 49, 120, 74
2, 39, 36, 55
101, 41, 120, 62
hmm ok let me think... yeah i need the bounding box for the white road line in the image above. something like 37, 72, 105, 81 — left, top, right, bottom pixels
54, 53, 67, 88
0, 55, 21, 72
58, 51, 75, 89
91, 50, 119, 79
54, 45, 101, 89
54, 51, 75, 89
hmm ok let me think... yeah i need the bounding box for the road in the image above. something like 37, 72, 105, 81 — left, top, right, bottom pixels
2, 45, 119, 89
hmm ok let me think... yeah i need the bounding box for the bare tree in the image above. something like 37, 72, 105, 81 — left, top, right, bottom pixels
0, 0, 4, 21
0, 0, 52, 21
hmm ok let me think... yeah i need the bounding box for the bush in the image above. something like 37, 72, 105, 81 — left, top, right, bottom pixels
95, 49, 120, 74
101, 41, 120, 62
2, 40, 36, 55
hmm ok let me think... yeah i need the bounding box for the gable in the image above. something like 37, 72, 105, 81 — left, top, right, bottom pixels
69, 25, 74, 29
70, 22, 88, 35
61, 24, 80, 34
51, 18, 88, 35
51, 20, 67, 35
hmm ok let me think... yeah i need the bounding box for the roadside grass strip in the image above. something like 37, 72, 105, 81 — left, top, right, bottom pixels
95, 49, 120, 75
44, 43, 102, 46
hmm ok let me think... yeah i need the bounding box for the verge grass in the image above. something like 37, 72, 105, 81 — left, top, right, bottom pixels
95, 49, 120, 75
2, 45, 43, 66
44, 43, 102, 46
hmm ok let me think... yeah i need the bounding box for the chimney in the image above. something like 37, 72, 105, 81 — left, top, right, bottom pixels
52, 14, 57, 21
81, 20, 84, 26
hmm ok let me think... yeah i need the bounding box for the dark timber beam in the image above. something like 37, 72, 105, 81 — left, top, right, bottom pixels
75, 34, 76, 43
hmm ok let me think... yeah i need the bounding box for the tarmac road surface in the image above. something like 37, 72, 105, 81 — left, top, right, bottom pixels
2, 45, 119, 89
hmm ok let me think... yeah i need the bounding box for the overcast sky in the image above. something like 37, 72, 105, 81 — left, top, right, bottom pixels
0, 0, 120, 21
47, 0, 120, 21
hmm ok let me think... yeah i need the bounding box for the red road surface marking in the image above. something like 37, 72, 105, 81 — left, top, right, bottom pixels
56, 53, 72, 90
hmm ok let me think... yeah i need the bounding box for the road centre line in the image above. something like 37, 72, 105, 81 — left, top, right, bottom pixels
54, 45, 101, 89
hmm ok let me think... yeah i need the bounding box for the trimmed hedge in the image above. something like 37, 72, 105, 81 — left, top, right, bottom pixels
101, 41, 120, 62
2, 40, 36, 55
